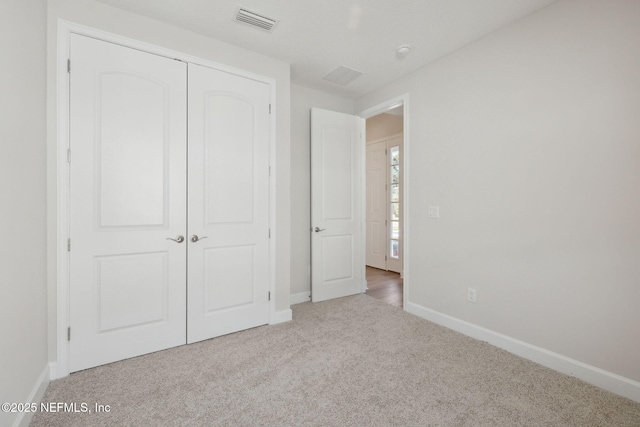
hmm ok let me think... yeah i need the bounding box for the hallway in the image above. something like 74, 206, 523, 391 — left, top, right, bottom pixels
365, 266, 403, 308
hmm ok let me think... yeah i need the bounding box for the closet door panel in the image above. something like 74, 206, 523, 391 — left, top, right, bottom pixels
69, 34, 187, 372
187, 64, 270, 343
204, 93, 255, 223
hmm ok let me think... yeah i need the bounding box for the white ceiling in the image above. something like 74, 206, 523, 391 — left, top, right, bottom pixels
95, 0, 557, 98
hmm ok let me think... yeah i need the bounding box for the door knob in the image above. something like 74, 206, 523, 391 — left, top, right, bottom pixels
314, 227, 326, 233
166, 235, 185, 243
190, 235, 208, 243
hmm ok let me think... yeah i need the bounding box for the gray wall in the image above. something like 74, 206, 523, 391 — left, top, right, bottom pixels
356, 0, 640, 382
0, 0, 49, 425
290, 84, 354, 302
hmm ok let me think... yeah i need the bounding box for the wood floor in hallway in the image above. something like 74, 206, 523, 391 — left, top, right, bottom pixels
365, 266, 403, 308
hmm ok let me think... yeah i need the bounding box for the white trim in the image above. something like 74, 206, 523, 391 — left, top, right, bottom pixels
358, 94, 408, 119
359, 117, 367, 294
267, 60, 277, 329
358, 94, 410, 309
406, 302, 640, 403
366, 132, 403, 146
54, 20, 277, 378
290, 291, 311, 305
54, 21, 72, 380
13, 364, 50, 427
270, 309, 293, 324
47, 362, 58, 381
59, 21, 273, 84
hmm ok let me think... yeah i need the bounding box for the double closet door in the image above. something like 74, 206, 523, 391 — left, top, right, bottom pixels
68, 34, 270, 372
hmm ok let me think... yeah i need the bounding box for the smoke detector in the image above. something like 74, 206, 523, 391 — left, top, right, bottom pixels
233, 7, 279, 32
396, 45, 411, 59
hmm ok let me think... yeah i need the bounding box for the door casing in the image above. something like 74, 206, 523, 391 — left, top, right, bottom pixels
52, 21, 278, 379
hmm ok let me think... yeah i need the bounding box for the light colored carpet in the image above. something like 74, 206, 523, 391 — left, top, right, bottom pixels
32, 295, 640, 426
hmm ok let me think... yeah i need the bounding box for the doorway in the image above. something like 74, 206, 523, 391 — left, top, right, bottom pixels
363, 102, 406, 308
309, 96, 409, 308
365, 266, 403, 308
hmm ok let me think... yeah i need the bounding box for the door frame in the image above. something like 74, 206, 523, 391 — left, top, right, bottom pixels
52, 21, 278, 379
358, 95, 410, 308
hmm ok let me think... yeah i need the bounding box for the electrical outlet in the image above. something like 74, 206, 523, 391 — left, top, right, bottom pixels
467, 287, 477, 303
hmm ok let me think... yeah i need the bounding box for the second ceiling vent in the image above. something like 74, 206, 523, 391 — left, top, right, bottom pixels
322, 66, 363, 86
234, 7, 279, 32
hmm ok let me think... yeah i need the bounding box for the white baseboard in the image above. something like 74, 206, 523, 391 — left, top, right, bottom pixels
290, 291, 311, 305
13, 364, 50, 427
271, 308, 292, 324
406, 302, 640, 403
48, 361, 60, 380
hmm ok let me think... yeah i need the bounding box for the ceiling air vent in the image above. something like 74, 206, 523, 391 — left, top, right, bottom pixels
322, 66, 363, 86
234, 7, 278, 32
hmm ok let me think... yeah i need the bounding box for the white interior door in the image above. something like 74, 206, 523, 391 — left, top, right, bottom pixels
366, 140, 387, 269
69, 34, 187, 372
187, 64, 271, 343
311, 108, 364, 302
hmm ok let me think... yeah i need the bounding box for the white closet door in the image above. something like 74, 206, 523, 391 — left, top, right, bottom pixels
69, 35, 187, 372
187, 64, 271, 343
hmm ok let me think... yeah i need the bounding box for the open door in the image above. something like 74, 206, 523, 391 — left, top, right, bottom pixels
311, 108, 365, 302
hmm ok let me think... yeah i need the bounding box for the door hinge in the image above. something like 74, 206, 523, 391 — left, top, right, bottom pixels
385, 255, 388, 261
67, 59, 71, 73
67, 327, 71, 341
67, 238, 71, 252
385, 148, 387, 155
268, 291, 271, 301
67, 148, 71, 163
269, 104, 271, 114
268, 229, 271, 238
269, 166, 271, 176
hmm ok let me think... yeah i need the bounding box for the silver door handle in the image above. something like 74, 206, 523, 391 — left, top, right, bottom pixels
190, 235, 208, 243
166, 235, 185, 243
314, 227, 326, 233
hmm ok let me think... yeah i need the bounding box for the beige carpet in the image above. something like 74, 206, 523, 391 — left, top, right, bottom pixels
32, 295, 640, 426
